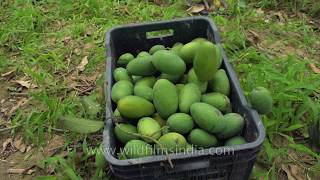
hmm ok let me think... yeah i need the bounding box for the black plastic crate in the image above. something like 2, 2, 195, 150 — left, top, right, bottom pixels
103, 16, 265, 180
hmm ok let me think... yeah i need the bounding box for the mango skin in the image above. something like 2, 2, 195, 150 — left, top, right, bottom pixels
178, 41, 201, 64
159, 73, 181, 83
111, 80, 133, 103
149, 45, 166, 55
188, 128, 218, 148
117, 96, 155, 119
113, 67, 132, 82
217, 113, 245, 139
153, 79, 178, 119
152, 50, 186, 75
117, 53, 134, 67
134, 85, 153, 101
193, 41, 222, 82
187, 68, 208, 93
137, 117, 161, 143
201, 92, 231, 113
135, 76, 157, 88
171, 42, 183, 54
126, 56, 157, 76
249, 86, 273, 114
132, 75, 142, 83
157, 132, 187, 154
137, 51, 151, 57
179, 83, 201, 113
166, 113, 194, 134
190, 103, 225, 134
152, 113, 166, 127
208, 69, 230, 96
225, 136, 246, 146
175, 84, 185, 95
124, 140, 153, 159
114, 123, 139, 144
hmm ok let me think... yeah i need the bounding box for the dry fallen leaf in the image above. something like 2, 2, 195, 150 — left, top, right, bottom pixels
7, 98, 28, 117
1, 138, 12, 154
187, 4, 205, 14
77, 56, 88, 71
1, 70, 15, 78
73, 48, 81, 55
12, 80, 37, 89
7, 168, 29, 174
63, 36, 72, 45
309, 63, 320, 74
13, 136, 26, 153
84, 43, 93, 50
281, 164, 304, 180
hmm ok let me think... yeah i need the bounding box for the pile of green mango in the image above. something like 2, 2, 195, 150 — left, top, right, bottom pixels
111, 38, 248, 160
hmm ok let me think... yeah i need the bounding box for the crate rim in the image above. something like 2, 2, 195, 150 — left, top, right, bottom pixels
103, 16, 265, 167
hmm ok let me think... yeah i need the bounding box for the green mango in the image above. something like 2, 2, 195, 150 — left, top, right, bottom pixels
179, 74, 188, 84
225, 136, 246, 146
171, 42, 183, 54
137, 117, 161, 143
117, 53, 134, 67
179, 83, 201, 113
132, 75, 142, 83
126, 56, 157, 76
192, 37, 209, 43
187, 68, 208, 93
124, 140, 153, 158
114, 123, 139, 144
111, 80, 133, 103
157, 132, 187, 154
193, 41, 222, 82
159, 73, 181, 83
152, 113, 167, 127
135, 76, 157, 88
149, 44, 166, 54
217, 113, 245, 139
117, 96, 155, 119
190, 103, 225, 134
137, 51, 151, 57
201, 92, 231, 113
166, 113, 194, 134
113, 67, 132, 82
152, 50, 186, 75
208, 69, 230, 96
175, 84, 185, 95
249, 86, 273, 114
178, 41, 201, 64
153, 79, 178, 119
188, 128, 218, 148
134, 85, 153, 101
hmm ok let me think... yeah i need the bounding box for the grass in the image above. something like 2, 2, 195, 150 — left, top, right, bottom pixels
0, 0, 320, 179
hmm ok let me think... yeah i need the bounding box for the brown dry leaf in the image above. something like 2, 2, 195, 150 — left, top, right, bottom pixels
12, 80, 37, 89
77, 56, 88, 71
7, 168, 26, 174
1, 70, 15, 78
1, 138, 12, 154
256, 8, 264, 15
187, 4, 205, 14
8, 98, 28, 117
309, 63, 320, 74
63, 36, 72, 45
84, 43, 93, 50
73, 48, 81, 55
282, 164, 305, 180
13, 136, 26, 153
44, 135, 65, 157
